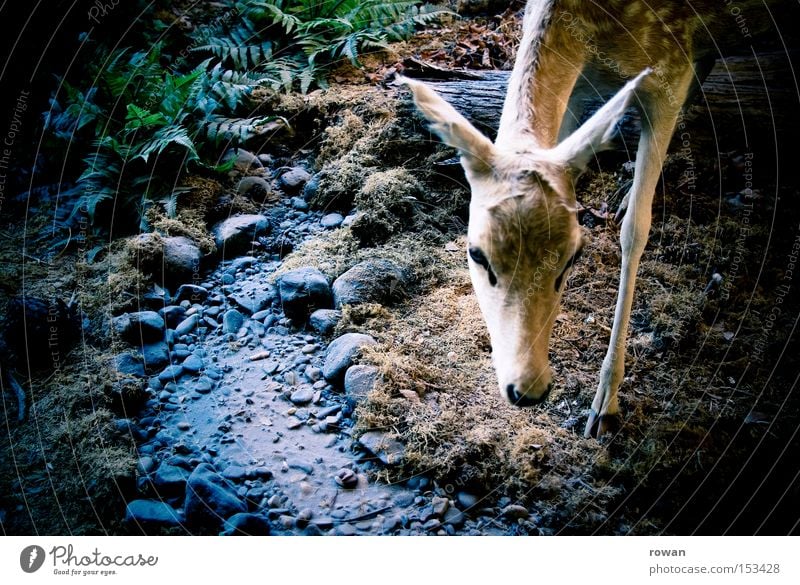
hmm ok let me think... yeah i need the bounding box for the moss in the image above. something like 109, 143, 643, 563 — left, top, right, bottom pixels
350, 168, 422, 247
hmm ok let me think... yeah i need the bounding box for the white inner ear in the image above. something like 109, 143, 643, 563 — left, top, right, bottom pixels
399, 75, 496, 173
552, 68, 651, 172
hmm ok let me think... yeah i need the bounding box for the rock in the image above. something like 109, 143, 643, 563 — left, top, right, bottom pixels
163, 236, 201, 282
174, 284, 208, 304
278, 166, 311, 193
111, 311, 165, 343
181, 354, 204, 374
222, 309, 245, 334
320, 213, 344, 229
141, 342, 170, 372
443, 506, 466, 528
221, 465, 248, 481
158, 364, 185, 383
114, 353, 145, 377
136, 456, 156, 475
290, 197, 309, 211
431, 496, 449, 517
213, 215, 270, 258
161, 305, 187, 329
277, 268, 333, 321
308, 309, 341, 336
332, 259, 408, 308
322, 333, 377, 385
184, 463, 247, 532
228, 280, 276, 315
334, 468, 358, 489
124, 500, 182, 528
290, 387, 314, 405
501, 504, 530, 520
236, 176, 272, 199
221, 513, 271, 536
456, 492, 479, 510
175, 314, 199, 337
191, 377, 214, 394
153, 464, 190, 497
343, 365, 379, 402
357, 431, 405, 465
223, 148, 263, 173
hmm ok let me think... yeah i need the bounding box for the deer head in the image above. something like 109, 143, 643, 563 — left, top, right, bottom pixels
401, 70, 648, 406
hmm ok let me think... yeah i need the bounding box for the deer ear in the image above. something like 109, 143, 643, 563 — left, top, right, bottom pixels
399, 75, 495, 174
552, 68, 651, 172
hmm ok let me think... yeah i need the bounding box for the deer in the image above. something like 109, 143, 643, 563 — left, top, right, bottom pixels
400, 0, 776, 437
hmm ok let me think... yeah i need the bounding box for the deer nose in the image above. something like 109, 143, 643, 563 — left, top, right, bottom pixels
505, 382, 553, 407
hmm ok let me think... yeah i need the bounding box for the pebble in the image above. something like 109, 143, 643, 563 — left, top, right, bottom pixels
290, 387, 314, 405
320, 213, 344, 229
182, 354, 204, 374
192, 377, 213, 394
177, 421, 191, 431
175, 314, 199, 336
223, 309, 245, 334
501, 504, 530, 520
334, 468, 358, 489
456, 492, 479, 510
157, 364, 184, 383
286, 416, 303, 430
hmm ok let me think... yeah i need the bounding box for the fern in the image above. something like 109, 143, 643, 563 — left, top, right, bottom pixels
202, 115, 289, 145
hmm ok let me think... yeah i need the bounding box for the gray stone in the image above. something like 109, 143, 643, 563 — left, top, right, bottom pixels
230, 256, 257, 272
308, 309, 341, 335
222, 309, 245, 334
213, 215, 270, 258
277, 268, 332, 322
236, 176, 272, 199
223, 148, 263, 173
221, 513, 271, 536
158, 364, 184, 383
320, 213, 344, 229
175, 314, 199, 337
125, 500, 182, 528
114, 353, 145, 377
153, 464, 190, 496
279, 167, 311, 193
161, 305, 187, 329
141, 342, 170, 372
443, 506, 466, 528
163, 236, 201, 282
182, 354, 204, 374
456, 492, 479, 510
185, 463, 247, 532
137, 456, 156, 475
191, 377, 213, 394
322, 333, 377, 385
111, 311, 165, 343
221, 465, 248, 481
228, 280, 277, 315
332, 259, 408, 308
175, 284, 208, 304
290, 197, 309, 211
343, 365, 380, 401
357, 431, 405, 465
290, 387, 314, 405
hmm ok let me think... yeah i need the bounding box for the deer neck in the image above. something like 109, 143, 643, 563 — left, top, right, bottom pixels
496, 0, 584, 150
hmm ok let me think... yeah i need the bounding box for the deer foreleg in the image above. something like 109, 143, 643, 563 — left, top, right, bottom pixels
586, 68, 694, 438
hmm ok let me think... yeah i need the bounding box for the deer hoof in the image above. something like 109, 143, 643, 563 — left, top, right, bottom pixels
584, 410, 620, 439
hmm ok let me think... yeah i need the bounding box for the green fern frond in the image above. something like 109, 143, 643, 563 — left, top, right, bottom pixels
202, 115, 289, 145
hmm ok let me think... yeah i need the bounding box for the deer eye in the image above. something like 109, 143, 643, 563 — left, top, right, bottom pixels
468, 247, 498, 286
554, 245, 584, 291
